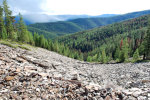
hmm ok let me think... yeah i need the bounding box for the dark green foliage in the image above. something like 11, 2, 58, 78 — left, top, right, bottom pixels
0, 6, 7, 39
58, 15, 150, 63
0, 0, 84, 62
39, 35, 46, 48
133, 49, 140, 62
0, 0, 149, 63
144, 18, 150, 59
28, 26, 58, 39
28, 32, 34, 45
59, 15, 148, 52
119, 38, 129, 62
18, 13, 30, 42
114, 46, 120, 61
29, 10, 150, 38
3, 0, 14, 40
101, 48, 107, 63
87, 56, 92, 62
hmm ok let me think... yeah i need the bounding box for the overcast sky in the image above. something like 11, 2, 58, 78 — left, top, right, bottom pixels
0, 0, 150, 15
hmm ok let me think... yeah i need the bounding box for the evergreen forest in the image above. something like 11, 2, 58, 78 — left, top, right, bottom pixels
0, 0, 149, 63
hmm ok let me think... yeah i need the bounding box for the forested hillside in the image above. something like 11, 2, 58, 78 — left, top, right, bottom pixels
28, 26, 57, 39
0, 0, 83, 61
58, 14, 150, 62
29, 10, 150, 39
0, 0, 149, 63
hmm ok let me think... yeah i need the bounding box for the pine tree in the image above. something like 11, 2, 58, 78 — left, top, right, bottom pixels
39, 35, 45, 48
33, 32, 39, 46
3, 0, 14, 39
44, 39, 49, 49
53, 41, 59, 52
48, 39, 53, 50
92, 54, 98, 61
87, 56, 92, 62
144, 18, 150, 59
123, 38, 129, 61
18, 13, 29, 42
133, 49, 140, 62
101, 48, 107, 63
0, 6, 7, 39
28, 32, 34, 45
114, 46, 120, 61
119, 38, 129, 62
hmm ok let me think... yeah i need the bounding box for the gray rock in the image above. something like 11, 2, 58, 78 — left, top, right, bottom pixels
0, 44, 150, 99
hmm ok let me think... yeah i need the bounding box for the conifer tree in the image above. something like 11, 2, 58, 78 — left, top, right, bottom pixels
33, 32, 39, 46
123, 38, 129, 61
87, 56, 92, 62
28, 32, 34, 45
48, 39, 53, 50
119, 38, 129, 62
144, 18, 150, 59
53, 41, 59, 52
114, 46, 120, 61
133, 48, 140, 62
18, 13, 29, 42
101, 48, 107, 63
92, 54, 98, 61
0, 6, 7, 39
39, 35, 45, 48
3, 0, 14, 39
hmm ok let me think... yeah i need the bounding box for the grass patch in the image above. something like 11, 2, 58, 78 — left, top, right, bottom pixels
0, 40, 32, 51
136, 59, 150, 63
0, 41, 17, 48
18, 45, 30, 50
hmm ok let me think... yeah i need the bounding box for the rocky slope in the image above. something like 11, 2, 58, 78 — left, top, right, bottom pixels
0, 44, 150, 100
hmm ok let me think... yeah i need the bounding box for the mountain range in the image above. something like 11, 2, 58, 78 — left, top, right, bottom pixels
28, 10, 150, 39
59, 14, 149, 52
15, 14, 118, 25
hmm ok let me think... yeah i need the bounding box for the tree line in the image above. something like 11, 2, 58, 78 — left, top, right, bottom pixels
0, 0, 83, 61
0, 0, 33, 43
59, 15, 150, 63
29, 10, 150, 39
0, 0, 149, 63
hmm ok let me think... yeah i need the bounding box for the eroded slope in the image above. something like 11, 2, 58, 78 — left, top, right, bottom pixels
0, 44, 150, 100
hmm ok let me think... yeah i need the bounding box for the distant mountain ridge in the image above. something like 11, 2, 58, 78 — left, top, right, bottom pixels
28, 10, 150, 39
15, 14, 118, 25
58, 14, 149, 61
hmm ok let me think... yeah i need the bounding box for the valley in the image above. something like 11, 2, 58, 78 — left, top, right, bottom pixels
28, 10, 150, 39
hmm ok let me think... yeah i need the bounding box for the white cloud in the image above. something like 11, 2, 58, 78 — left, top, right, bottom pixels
43, 0, 150, 15
1, 0, 150, 15
0, 0, 46, 15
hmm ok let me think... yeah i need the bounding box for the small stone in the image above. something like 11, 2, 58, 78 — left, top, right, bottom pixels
0, 89, 8, 93
0, 70, 4, 75
105, 95, 111, 100
132, 91, 141, 97
148, 93, 150, 97
53, 73, 62, 78
138, 96, 147, 100
10, 94, 18, 99
24, 66, 37, 72
39, 73, 48, 77
36, 88, 40, 92
5, 76, 15, 81
9, 72, 18, 76
16, 68, 21, 72
0, 97, 4, 100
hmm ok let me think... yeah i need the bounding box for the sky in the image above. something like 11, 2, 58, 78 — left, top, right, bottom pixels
0, 0, 150, 15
